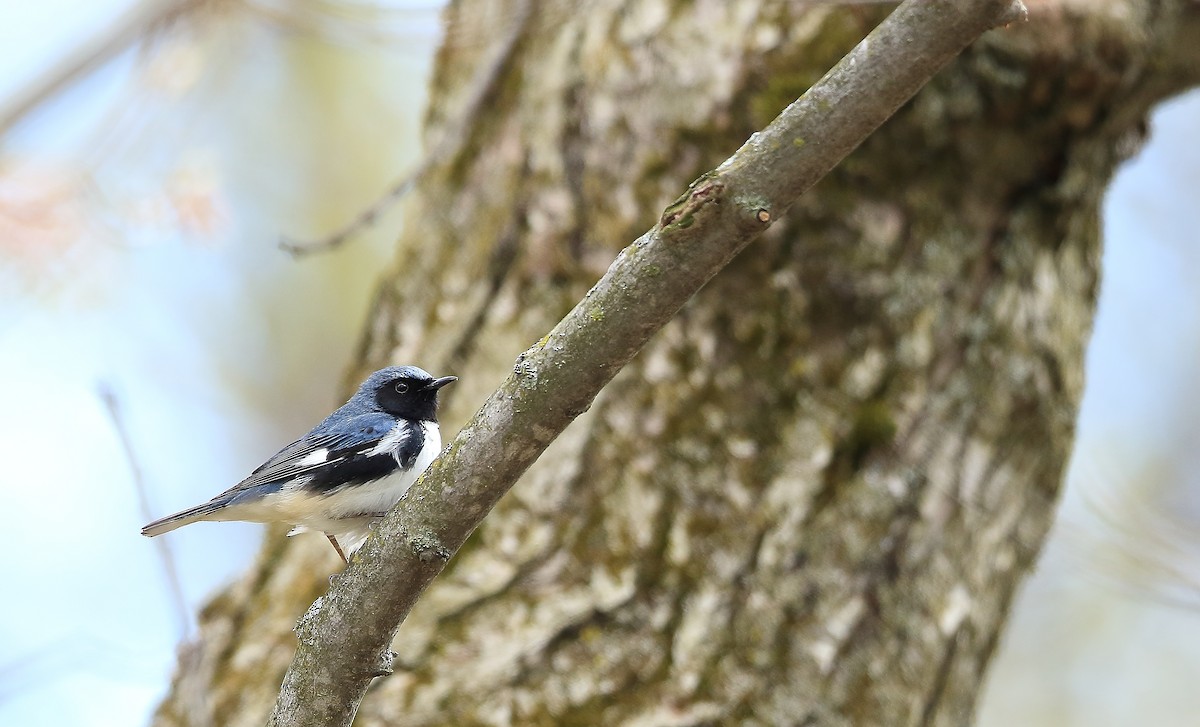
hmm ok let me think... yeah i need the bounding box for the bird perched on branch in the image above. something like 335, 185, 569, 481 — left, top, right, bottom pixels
141, 366, 457, 562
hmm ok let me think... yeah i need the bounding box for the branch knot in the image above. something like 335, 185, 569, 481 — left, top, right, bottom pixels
659, 176, 725, 231
408, 533, 451, 563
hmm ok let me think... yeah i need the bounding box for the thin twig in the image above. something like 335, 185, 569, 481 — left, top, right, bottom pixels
99, 383, 192, 641
267, 1, 1029, 725
0, 0, 203, 138
278, 0, 534, 256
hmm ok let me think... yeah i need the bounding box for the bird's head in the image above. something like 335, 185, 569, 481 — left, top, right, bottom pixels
360, 365, 457, 422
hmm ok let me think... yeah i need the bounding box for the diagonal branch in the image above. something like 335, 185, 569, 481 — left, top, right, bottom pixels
267, 0, 1028, 725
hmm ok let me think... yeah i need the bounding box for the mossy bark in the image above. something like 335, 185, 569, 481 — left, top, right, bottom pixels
152, 1, 1200, 726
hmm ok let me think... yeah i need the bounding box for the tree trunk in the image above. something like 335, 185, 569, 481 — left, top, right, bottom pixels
152, 2, 1200, 726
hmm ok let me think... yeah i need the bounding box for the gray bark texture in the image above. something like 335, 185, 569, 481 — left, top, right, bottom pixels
152, 1, 1200, 726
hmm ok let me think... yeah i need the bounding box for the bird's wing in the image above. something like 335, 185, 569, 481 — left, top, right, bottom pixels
223, 411, 400, 497
140, 412, 402, 536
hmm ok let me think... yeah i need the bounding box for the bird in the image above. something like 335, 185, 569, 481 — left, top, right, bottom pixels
141, 365, 457, 563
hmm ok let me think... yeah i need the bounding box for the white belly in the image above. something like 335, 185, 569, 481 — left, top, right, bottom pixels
273, 421, 442, 550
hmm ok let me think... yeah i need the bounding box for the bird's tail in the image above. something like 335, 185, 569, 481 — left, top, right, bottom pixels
140, 502, 225, 537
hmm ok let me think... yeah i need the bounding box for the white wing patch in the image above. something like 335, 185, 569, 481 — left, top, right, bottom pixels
297, 448, 330, 466
367, 422, 412, 465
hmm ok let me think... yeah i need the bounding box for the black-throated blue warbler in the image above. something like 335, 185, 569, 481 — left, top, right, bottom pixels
141, 366, 457, 562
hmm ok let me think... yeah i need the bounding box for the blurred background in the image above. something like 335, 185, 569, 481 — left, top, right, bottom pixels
0, 1, 1196, 726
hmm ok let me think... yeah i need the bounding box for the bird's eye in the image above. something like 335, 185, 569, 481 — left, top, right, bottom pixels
394, 381, 409, 394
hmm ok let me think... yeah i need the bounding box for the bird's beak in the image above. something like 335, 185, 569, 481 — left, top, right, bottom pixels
427, 376, 458, 391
